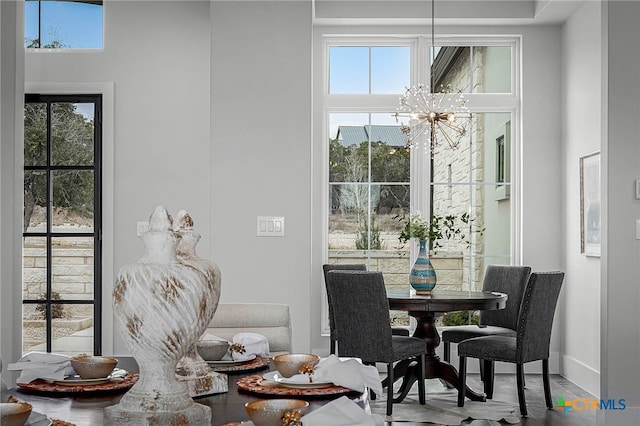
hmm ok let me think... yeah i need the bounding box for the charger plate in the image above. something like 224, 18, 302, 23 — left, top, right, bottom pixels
236, 374, 353, 397
207, 355, 269, 373
16, 372, 138, 394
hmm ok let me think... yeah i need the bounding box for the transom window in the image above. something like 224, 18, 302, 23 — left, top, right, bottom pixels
25, 0, 104, 49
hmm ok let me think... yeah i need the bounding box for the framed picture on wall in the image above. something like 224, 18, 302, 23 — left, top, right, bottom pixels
580, 152, 601, 257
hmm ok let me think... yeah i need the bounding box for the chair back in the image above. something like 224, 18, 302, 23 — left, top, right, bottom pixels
479, 265, 531, 330
516, 271, 565, 363
322, 264, 367, 337
325, 270, 394, 363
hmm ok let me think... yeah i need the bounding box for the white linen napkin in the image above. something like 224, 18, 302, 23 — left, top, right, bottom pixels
282, 355, 383, 396
231, 333, 270, 361
302, 396, 384, 426
7, 351, 75, 384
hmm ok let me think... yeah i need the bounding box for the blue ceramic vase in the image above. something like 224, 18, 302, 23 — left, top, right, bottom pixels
409, 239, 437, 295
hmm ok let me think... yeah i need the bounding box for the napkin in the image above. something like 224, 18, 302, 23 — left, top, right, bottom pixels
231, 333, 270, 361
284, 355, 383, 396
7, 351, 75, 384
302, 396, 384, 426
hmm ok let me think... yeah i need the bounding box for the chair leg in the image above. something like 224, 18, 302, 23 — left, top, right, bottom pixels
479, 358, 484, 382
457, 356, 467, 407
516, 363, 527, 416
418, 354, 426, 405
443, 341, 450, 363
542, 359, 553, 409
386, 363, 394, 416
482, 360, 494, 399
330, 337, 336, 355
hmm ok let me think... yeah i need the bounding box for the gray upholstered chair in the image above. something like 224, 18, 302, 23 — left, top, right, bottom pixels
325, 270, 426, 416
322, 264, 409, 355
456, 271, 565, 416
441, 264, 531, 390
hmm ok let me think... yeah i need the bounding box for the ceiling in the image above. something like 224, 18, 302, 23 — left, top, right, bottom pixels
312, 0, 588, 25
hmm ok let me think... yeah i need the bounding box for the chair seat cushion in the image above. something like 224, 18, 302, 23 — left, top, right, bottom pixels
390, 336, 427, 362
457, 335, 517, 363
441, 325, 516, 344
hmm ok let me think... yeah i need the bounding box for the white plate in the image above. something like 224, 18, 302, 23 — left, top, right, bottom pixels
206, 353, 256, 365
262, 371, 333, 389
53, 376, 113, 386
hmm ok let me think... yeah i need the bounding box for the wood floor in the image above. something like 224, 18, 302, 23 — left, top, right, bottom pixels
461, 373, 597, 426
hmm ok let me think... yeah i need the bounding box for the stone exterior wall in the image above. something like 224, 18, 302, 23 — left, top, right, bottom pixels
22, 237, 94, 318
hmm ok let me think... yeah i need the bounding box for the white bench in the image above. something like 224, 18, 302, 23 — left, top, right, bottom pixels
204, 303, 292, 356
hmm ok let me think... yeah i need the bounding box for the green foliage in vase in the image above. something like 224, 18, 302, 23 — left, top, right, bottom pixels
395, 211, 485, 252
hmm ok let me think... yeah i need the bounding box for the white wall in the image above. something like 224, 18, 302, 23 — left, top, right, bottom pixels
0, 0, 25, 376
600, 1, 640, 422
560, 0, 601, 397
24, 1, 213, 355
209, 1, 313, 353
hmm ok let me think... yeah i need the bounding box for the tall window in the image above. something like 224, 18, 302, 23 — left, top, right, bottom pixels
23, 94, 102, 355
323, 37, 519, 327
25, 0, 103, 49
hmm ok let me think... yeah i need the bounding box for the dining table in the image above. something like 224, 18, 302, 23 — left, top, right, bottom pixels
7, 356, 434, 426
387, 289, 508, 403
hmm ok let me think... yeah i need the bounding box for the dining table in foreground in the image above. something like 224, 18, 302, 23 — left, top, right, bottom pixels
387, 289, 508, 403
8, 356, 435, 425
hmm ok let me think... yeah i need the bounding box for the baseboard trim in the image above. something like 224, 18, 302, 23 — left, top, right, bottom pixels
561, 354, 599, 397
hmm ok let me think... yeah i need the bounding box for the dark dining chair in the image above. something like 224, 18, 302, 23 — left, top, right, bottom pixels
441, 264, 531, 391
325, 270, 426, 416
456, 271, 565, 416
322, 263, 409, 355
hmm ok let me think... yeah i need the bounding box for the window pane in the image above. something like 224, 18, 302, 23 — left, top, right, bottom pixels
432, 46, 471, 93
52, 170, 94, 232
473, 46, 512, 93
23, 236, 48, 301
52, 236, 94, 300
329, 47, 369, 94
24, 103, 47, 166
52, 102, 94, 166
51, 305, 94, 355
371, 46, 410, 94
328, 183, 368, 251
24, 170, 47, 231
26, 1, 103, 49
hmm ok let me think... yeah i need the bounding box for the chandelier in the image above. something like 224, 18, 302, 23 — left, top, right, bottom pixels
394, 0, 471, 155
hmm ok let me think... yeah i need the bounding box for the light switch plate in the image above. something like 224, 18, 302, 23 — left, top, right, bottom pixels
257, 216, 285, 237
136, 221, 149, 237
636, 179, 640, 199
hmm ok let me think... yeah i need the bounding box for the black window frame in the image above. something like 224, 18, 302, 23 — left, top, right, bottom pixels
23, 93, 103, 355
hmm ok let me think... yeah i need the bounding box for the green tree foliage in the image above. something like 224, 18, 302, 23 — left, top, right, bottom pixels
329, 138, 410, 216
24, 102, 95, 231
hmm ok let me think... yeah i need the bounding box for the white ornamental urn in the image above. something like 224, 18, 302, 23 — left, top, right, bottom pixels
105, 206, 215, 425
174, 209, 225, 396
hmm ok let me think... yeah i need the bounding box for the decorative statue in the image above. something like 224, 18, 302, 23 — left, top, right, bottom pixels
174, 209, 226, 396
105, 206, 218, 425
